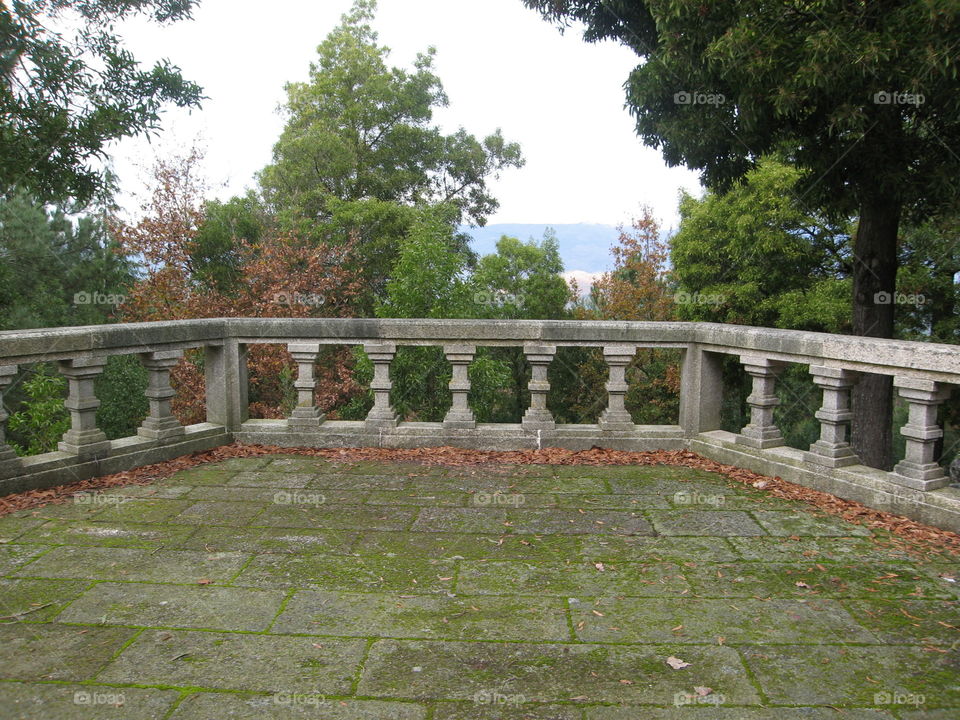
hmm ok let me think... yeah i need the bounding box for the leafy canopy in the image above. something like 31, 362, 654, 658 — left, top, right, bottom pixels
0, 0, 203, 205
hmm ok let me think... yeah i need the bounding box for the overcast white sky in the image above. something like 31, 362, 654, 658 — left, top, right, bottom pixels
110, 0, 702, 229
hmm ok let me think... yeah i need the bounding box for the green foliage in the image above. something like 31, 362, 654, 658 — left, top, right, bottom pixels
0, 0, 203, 205
7, 366, 69, 455
670, 157, 851, 332
0, 192, 135, 330
259, 0, 522, 309
192, 193, 267, 294
94, 355, 149, 440
336, 347, 374, 420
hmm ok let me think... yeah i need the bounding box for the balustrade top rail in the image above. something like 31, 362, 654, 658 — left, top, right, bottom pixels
1, 318, 958, 383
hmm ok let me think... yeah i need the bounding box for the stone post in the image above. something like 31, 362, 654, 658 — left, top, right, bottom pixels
365, 342, 399, 428
443, 344, 476, 429
735, 356, 786, 449
521, 344, 556, 431
891, 377, 952, 490
288, 343, 325, 431
0, 365, 22, 478
803, 365, 859, 468
205, 339, 249, 431
679, 344, 724, 437
57, 356, 111, 460
138, 350, 186, 442
598, 345, 635, 431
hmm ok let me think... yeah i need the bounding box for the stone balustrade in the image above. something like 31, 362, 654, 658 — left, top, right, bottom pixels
0, 318, 958, 530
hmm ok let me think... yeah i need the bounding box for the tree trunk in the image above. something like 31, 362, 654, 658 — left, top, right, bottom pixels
850, 195, 900, 470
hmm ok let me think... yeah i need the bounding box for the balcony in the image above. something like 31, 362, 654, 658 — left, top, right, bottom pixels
0, 318, 958, 531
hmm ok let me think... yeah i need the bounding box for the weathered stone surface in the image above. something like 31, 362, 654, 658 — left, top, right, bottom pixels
358, 640, 761, 704
59, 581, 287, 631
0, 578, 91, 621
18, 520, 195, 548
175, 526, 358, 554
647, 510, 767, 536
0, 682, 178, 720
0, 544, 49, 575
170, 694, 427, 719
98, 629, 367, 693
0, 623, 135, 680
751, 510, 872, 537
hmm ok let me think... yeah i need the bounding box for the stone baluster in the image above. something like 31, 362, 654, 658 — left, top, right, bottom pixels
138, 350, 186, 442
521, 344, 556, 431
365, 342, 399, 428
891, 377, 952, 490
57, 356, 111, 460
735, 356, 786, 449
802, 366, 859, 468
288, 343, 325, 430
0, 365, 22, 478
599, 345, 636, 431
443, 344, 476, 429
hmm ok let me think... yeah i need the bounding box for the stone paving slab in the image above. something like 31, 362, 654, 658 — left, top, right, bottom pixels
59, 581, 287, 631
171, 693, 428, 719
0, 455, 957, 716
570, 596, 876, 644
234, 552, 457, 593
457, 560, 690, 597
0, 682, 179, 719
0, 623, 135, 681
98, 629, 367, 693
272, 589, 571, 641
16, 520, 197, 548
12, 546, 251, 584
357, 640, 761, 704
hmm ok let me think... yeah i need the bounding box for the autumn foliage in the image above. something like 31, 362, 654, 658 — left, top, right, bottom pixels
112, 152, 365, 422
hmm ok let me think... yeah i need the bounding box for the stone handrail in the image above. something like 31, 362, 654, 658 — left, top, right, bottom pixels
0, 319, 958, 530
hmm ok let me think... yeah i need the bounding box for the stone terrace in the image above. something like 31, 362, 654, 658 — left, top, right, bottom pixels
0, 455, 957, 719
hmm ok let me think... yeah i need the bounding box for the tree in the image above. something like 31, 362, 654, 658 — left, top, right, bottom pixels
259, 0, 522, 309
523, 0, 960, 468
670, 157, 851, 333
0, 0, 203, 205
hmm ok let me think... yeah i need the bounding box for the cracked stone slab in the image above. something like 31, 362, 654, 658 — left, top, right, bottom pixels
233, 553, 457, 593
307, 475, 411, 491
366, 490, 470, 507
554, 494, 671, 510
98, 629, 367, 693
175, 526, 358, 554
17, 520, 196, 548
0, 517, 51, 542
227, 472, 314, 488
742, 644, 960, 706
255, 503, 415, 531
272, 590, 570, 641
357, 640, 760, 704
457, 560, 690, 597
353, 531, 581, 561
85, 498, 194, 524
840, 597, 960, 645
432, 703, 582, 719
12, 546, 250, 584
647, 510, 767, 536
570, 596, 876, 644
412, 508, 510, 534
59, 581, 287, 631
0, 623, 135, 681
171, 693, 427, 719
0, 682, 179, 719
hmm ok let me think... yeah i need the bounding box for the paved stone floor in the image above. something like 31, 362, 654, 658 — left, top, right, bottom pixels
0, 454, 958, 719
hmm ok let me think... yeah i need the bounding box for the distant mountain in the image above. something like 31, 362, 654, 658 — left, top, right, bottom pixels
460, 223, 619, 274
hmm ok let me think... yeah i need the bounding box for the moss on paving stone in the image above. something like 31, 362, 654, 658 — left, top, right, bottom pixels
272, 589, 570, 641
97, 629, 367, 693
357, 640, 761, 704
570, 596, 876, 644
0, 578, 92, 621
58, 581, 288, 631
170, 692, 428, 719
0, 623, 135, 681
12, 546, 251, 584
175, 526, 358, 554
0, 682, 179, 719
0, 454, 957, 714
